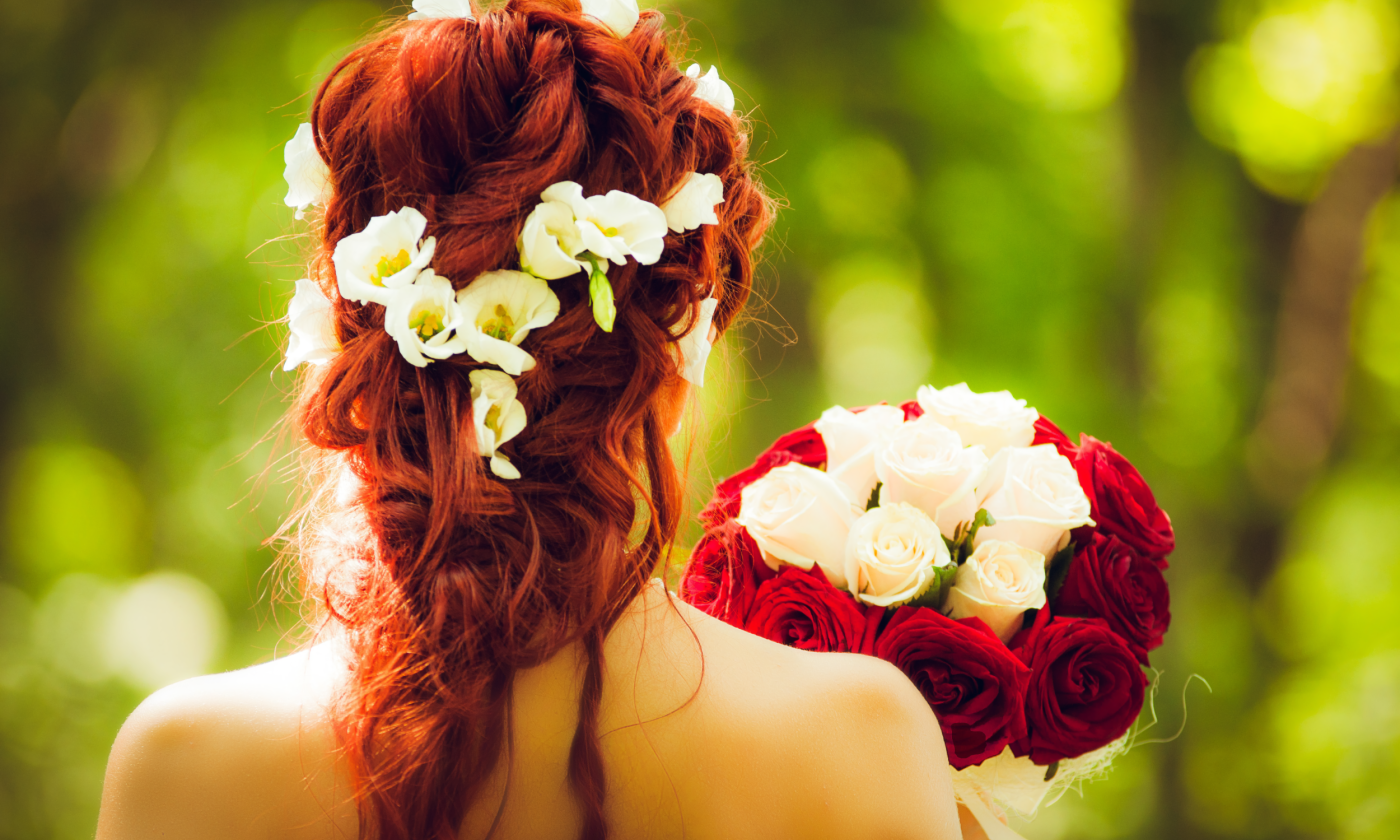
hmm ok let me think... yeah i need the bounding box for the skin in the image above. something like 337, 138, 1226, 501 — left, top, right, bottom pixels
96, 374, 971, 840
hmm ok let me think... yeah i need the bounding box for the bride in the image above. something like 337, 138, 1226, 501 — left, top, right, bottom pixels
95, 1, 969, 837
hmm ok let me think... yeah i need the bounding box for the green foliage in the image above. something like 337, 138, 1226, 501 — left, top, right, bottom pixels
0, 0, 1398, 838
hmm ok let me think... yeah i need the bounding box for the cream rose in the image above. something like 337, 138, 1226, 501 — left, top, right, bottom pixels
944, 540, 1047, 642
916, 383, 1038, 456
875, 416, 989, 539
844, 503, 951, 607
815, 404, 905, 503
735, 462, 862, 588
975, 445, 1094, 559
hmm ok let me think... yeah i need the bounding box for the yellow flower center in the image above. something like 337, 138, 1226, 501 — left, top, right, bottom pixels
481, 304, 517, 341
410, 307, 445, 340
601, 226, 620, 237
372, 249, 412, 286
485, 403, 502, 431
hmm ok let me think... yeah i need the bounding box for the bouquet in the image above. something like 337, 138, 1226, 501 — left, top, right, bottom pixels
678, 383, 1174, 832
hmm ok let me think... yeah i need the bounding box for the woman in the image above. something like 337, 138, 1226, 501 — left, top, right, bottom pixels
96, 2, 966, 838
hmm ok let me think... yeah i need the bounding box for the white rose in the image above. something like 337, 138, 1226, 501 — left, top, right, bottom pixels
975, 445, 1094, 559
735, 462, 863, 588
408, 0, 475, 20
332, 207, 437, 306
671, 296, 718, 387
542, 181, 668, 268
916, 383, 1038, 456
470, 369, 528, 479
282, 123, 331, 220
382, 269, 469, 368
456, 270, 560, 375
685, 64, 736, 115
815, 404, 905, 503
944, 540, 1047, 642
875, 416, 989, 540
844, 503, 951, 607
580, 0, 640, 37
283, 279, 339, 371
661, 172, 724, 233
518, 199, 587, 280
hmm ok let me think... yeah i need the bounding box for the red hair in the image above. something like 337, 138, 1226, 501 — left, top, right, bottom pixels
288, 2, 772, 839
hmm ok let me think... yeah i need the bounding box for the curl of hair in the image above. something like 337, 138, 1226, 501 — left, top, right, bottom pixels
287, 2, 773, 839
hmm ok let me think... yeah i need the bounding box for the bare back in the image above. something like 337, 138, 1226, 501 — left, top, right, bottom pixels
97, 581, 962, 840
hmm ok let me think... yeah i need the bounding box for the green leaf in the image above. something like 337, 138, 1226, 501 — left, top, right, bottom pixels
909, 563, 960, 611
588, 265, 616, 333
949, 508, 997, 565
865, 482, 883, 511
1044, 760, 1060, 782
1045, 540, 1076, 606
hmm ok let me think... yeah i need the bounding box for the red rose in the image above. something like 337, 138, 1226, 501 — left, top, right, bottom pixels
744, 565, 879, 655
1054, 534, 1170, 666
1073, 435, 1174, 564
900, 399, 924, 421
874, 606, 1031, 770
1032, 415, 1076, 457
699, 423, 827, 528
1014, 616, 1146, 764
678, 520, 776, 628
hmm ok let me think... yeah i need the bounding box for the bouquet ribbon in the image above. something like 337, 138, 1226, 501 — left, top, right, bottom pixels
957, 791, 1030, 840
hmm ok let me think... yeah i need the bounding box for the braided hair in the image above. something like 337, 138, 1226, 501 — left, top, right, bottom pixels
287, 2, 773, 838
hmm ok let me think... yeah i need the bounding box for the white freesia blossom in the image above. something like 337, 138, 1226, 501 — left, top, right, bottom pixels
284, 279, 339, 371
518, 199, 588, 280
844, 503, 950, 607
408, 0, 475, 20
383, 269, 468, 368
456, 270, 560, 376
816, 404, 905, 503
541, 181, 668, 268
975, 444, 1094, 559
876, 416, 990, 539
283, 123, 331, 220
916, 383, 1038, 456
580, 0, 639, 37
736, 462, 862, 588
333, 207, 437, 306
470, 370, 527, 480
661, 172, 725, 233
945, 540, 1047, 642
685, 64, 736, 115
671, 296, 719, 387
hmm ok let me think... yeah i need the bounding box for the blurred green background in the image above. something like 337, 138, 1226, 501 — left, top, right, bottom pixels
2, 0, 1399, 837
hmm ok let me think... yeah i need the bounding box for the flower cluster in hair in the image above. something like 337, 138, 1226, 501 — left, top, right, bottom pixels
281, 1, 736, 479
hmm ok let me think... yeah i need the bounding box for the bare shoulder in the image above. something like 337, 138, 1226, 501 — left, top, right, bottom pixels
96, 642, 355, 840
675, 604, 961, 839
778, 651, 961, 839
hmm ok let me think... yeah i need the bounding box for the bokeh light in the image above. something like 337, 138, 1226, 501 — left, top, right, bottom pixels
2, 0, 1399, 837
1191, 0, 1400, 199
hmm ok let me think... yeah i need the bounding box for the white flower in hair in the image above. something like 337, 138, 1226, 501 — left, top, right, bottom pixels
542, 181, 668, 268
519, 200, 589, 280
457, 270, 561, 376
333, 207, 437, 307
672, 296, 718, 387
284, 279, 339, 371
686, 64, 736, 115
521, 181, 668, 332
383, 269, 469, 368
408, 0, 475, 20
662, 172, 725, 233
283, 123, 331, 220
581, 0, 639, 37
470, 369, 528, 480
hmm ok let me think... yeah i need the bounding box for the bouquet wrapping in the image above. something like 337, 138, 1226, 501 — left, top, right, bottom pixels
679, 384, 1173, 831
